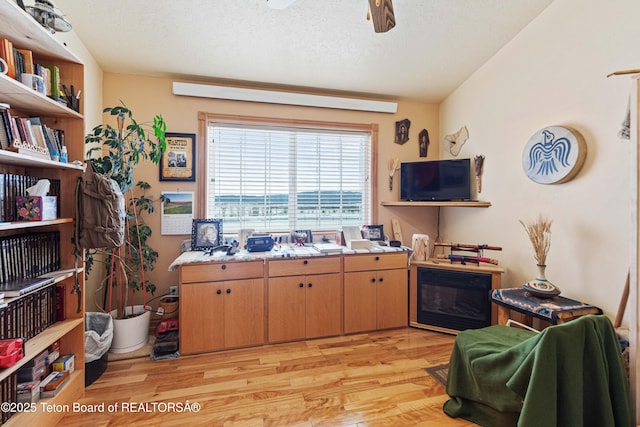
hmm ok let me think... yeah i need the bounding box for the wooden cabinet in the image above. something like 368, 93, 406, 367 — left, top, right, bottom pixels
180, 261, 265, 354
267, 257, 342, 343
0, 2, 85, 426
344, 252, 408, 333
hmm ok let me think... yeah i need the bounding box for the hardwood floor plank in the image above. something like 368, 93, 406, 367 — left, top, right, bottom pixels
57, 328, 474, 426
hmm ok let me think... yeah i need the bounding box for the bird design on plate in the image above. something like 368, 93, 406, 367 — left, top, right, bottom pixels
526, 130, 571, 176
521, 126, 587, 184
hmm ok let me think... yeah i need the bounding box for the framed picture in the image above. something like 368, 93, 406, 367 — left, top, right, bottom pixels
160, 133, 196, 181
361, 224, 385, 241
191, 218, 223, 250
291, 229, 313, 245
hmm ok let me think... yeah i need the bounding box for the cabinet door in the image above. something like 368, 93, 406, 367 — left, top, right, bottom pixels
376, 268, 408, 330
223, 278, 265, 348
181, 282, 224, 354
305, 273, 341, 339
344, 271, 377, 334
268, 276, 306, 342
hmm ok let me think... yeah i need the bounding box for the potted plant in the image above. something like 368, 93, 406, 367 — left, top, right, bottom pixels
84, 103, 166, 353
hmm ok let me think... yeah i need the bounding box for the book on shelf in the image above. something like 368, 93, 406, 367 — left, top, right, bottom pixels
0, 112, 10, 150
12, 47, 23, 82
0, 277, 55, 298
44, 65, 60, 98
0, 38, 15, 80
15, 48, 33, 74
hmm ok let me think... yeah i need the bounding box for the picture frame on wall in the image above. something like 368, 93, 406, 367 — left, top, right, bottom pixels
160, 133, 196, 181
191, 218, 223, 250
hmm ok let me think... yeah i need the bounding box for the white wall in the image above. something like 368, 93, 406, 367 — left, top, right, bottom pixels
440, 0, 640, 323
54, 29, 103, 132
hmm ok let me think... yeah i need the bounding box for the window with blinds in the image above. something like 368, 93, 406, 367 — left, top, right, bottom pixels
206, 122, 372, 234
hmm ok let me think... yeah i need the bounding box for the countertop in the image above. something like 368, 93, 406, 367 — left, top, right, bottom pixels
169, 243, 409, 271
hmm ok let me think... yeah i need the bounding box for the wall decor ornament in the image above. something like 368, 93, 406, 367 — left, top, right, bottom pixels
419, 129, 430, 157
522, 125, 586, 184
395, 118, 410, 144
474, 154, 485, 193
444, 126, 469, 156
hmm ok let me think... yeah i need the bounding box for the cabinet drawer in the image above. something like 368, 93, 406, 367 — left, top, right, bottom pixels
268, 256, 341, 277
343, 252, 407, 272
180, 260, 264, 283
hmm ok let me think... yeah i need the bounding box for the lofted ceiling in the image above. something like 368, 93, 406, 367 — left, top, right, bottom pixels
51, 0, 553, 103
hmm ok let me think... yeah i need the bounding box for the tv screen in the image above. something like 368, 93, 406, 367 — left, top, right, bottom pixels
400, 159, 471, 201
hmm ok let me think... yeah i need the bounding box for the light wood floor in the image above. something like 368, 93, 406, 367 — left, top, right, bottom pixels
57, 328, 477, 427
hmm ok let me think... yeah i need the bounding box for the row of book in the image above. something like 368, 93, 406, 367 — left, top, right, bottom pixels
0, 38, 64, 103
0, 104, 66, 160
0, 174, 61, 222
0, 284, 58, 342
0, 232, 60, 285
0, 373, 17, 424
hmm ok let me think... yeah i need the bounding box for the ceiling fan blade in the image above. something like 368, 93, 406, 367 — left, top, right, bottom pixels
368, 0, 396, 33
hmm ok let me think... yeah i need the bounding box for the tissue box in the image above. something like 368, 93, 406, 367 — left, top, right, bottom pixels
16, 196, 57, 221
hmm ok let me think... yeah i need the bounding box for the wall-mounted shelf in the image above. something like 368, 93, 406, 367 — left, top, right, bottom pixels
381, 200, 492, 208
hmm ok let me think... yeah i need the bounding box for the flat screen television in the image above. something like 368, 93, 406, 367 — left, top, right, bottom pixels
400, 159, 471, 201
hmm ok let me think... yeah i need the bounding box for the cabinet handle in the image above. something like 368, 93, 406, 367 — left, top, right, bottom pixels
371, 278, 376, 283
216, 289, 222, 295
374, 256, 380, 261
303, 260, 308, 265
299, 283, 304, 288
308, 283, 313, 288
226, 288, 231, 294
379, 277, 384, 282
221, 264, 227, 270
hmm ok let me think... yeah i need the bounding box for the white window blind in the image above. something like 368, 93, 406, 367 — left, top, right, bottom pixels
206, 123, 371, 234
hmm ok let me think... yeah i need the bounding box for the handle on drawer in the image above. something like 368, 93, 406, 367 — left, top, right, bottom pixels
308, 283, 313, 288
299, 283, 304, 288
303, 260, 308, 265
221, 264, 227, 270
216, 289, 222, 295
226, 288, 231, 294
374, 256, 380, 261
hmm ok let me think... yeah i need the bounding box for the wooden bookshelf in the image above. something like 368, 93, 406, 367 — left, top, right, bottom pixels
0, 1, 86, 425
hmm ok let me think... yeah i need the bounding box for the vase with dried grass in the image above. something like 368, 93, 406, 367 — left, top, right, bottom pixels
519, 215, 560, 297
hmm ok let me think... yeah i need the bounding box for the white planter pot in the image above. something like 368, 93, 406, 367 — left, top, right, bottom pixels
110, 305, 151, 354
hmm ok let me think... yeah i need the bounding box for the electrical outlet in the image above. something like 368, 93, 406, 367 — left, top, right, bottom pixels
169, 286, 178, 296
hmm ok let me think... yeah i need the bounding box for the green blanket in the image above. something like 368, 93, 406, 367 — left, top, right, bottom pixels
443, 315, 632, 427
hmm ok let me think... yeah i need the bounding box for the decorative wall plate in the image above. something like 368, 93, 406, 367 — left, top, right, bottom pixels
522, 126, 586, 184
444, 126, 469, 156
522, 280, 561, 298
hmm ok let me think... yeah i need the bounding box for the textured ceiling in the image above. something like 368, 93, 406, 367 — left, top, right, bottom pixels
52, 0, 553, 103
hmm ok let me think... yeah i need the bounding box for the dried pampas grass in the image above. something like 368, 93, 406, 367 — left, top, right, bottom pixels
519, 215, 552, 265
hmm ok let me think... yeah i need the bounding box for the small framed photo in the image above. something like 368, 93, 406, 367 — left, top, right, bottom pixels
160, 133, 196, 181
361, 224, 385, 241
291, 229, 313, 245
191, 218, 223, 250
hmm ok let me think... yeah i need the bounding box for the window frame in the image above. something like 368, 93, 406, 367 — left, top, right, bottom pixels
195, 112, 379, 232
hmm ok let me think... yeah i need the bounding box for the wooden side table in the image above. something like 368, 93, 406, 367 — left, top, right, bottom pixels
491, 288, 602, 326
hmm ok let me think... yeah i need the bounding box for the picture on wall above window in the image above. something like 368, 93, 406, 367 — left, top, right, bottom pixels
160, 133, 196, 181
191, 218, 223, 250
